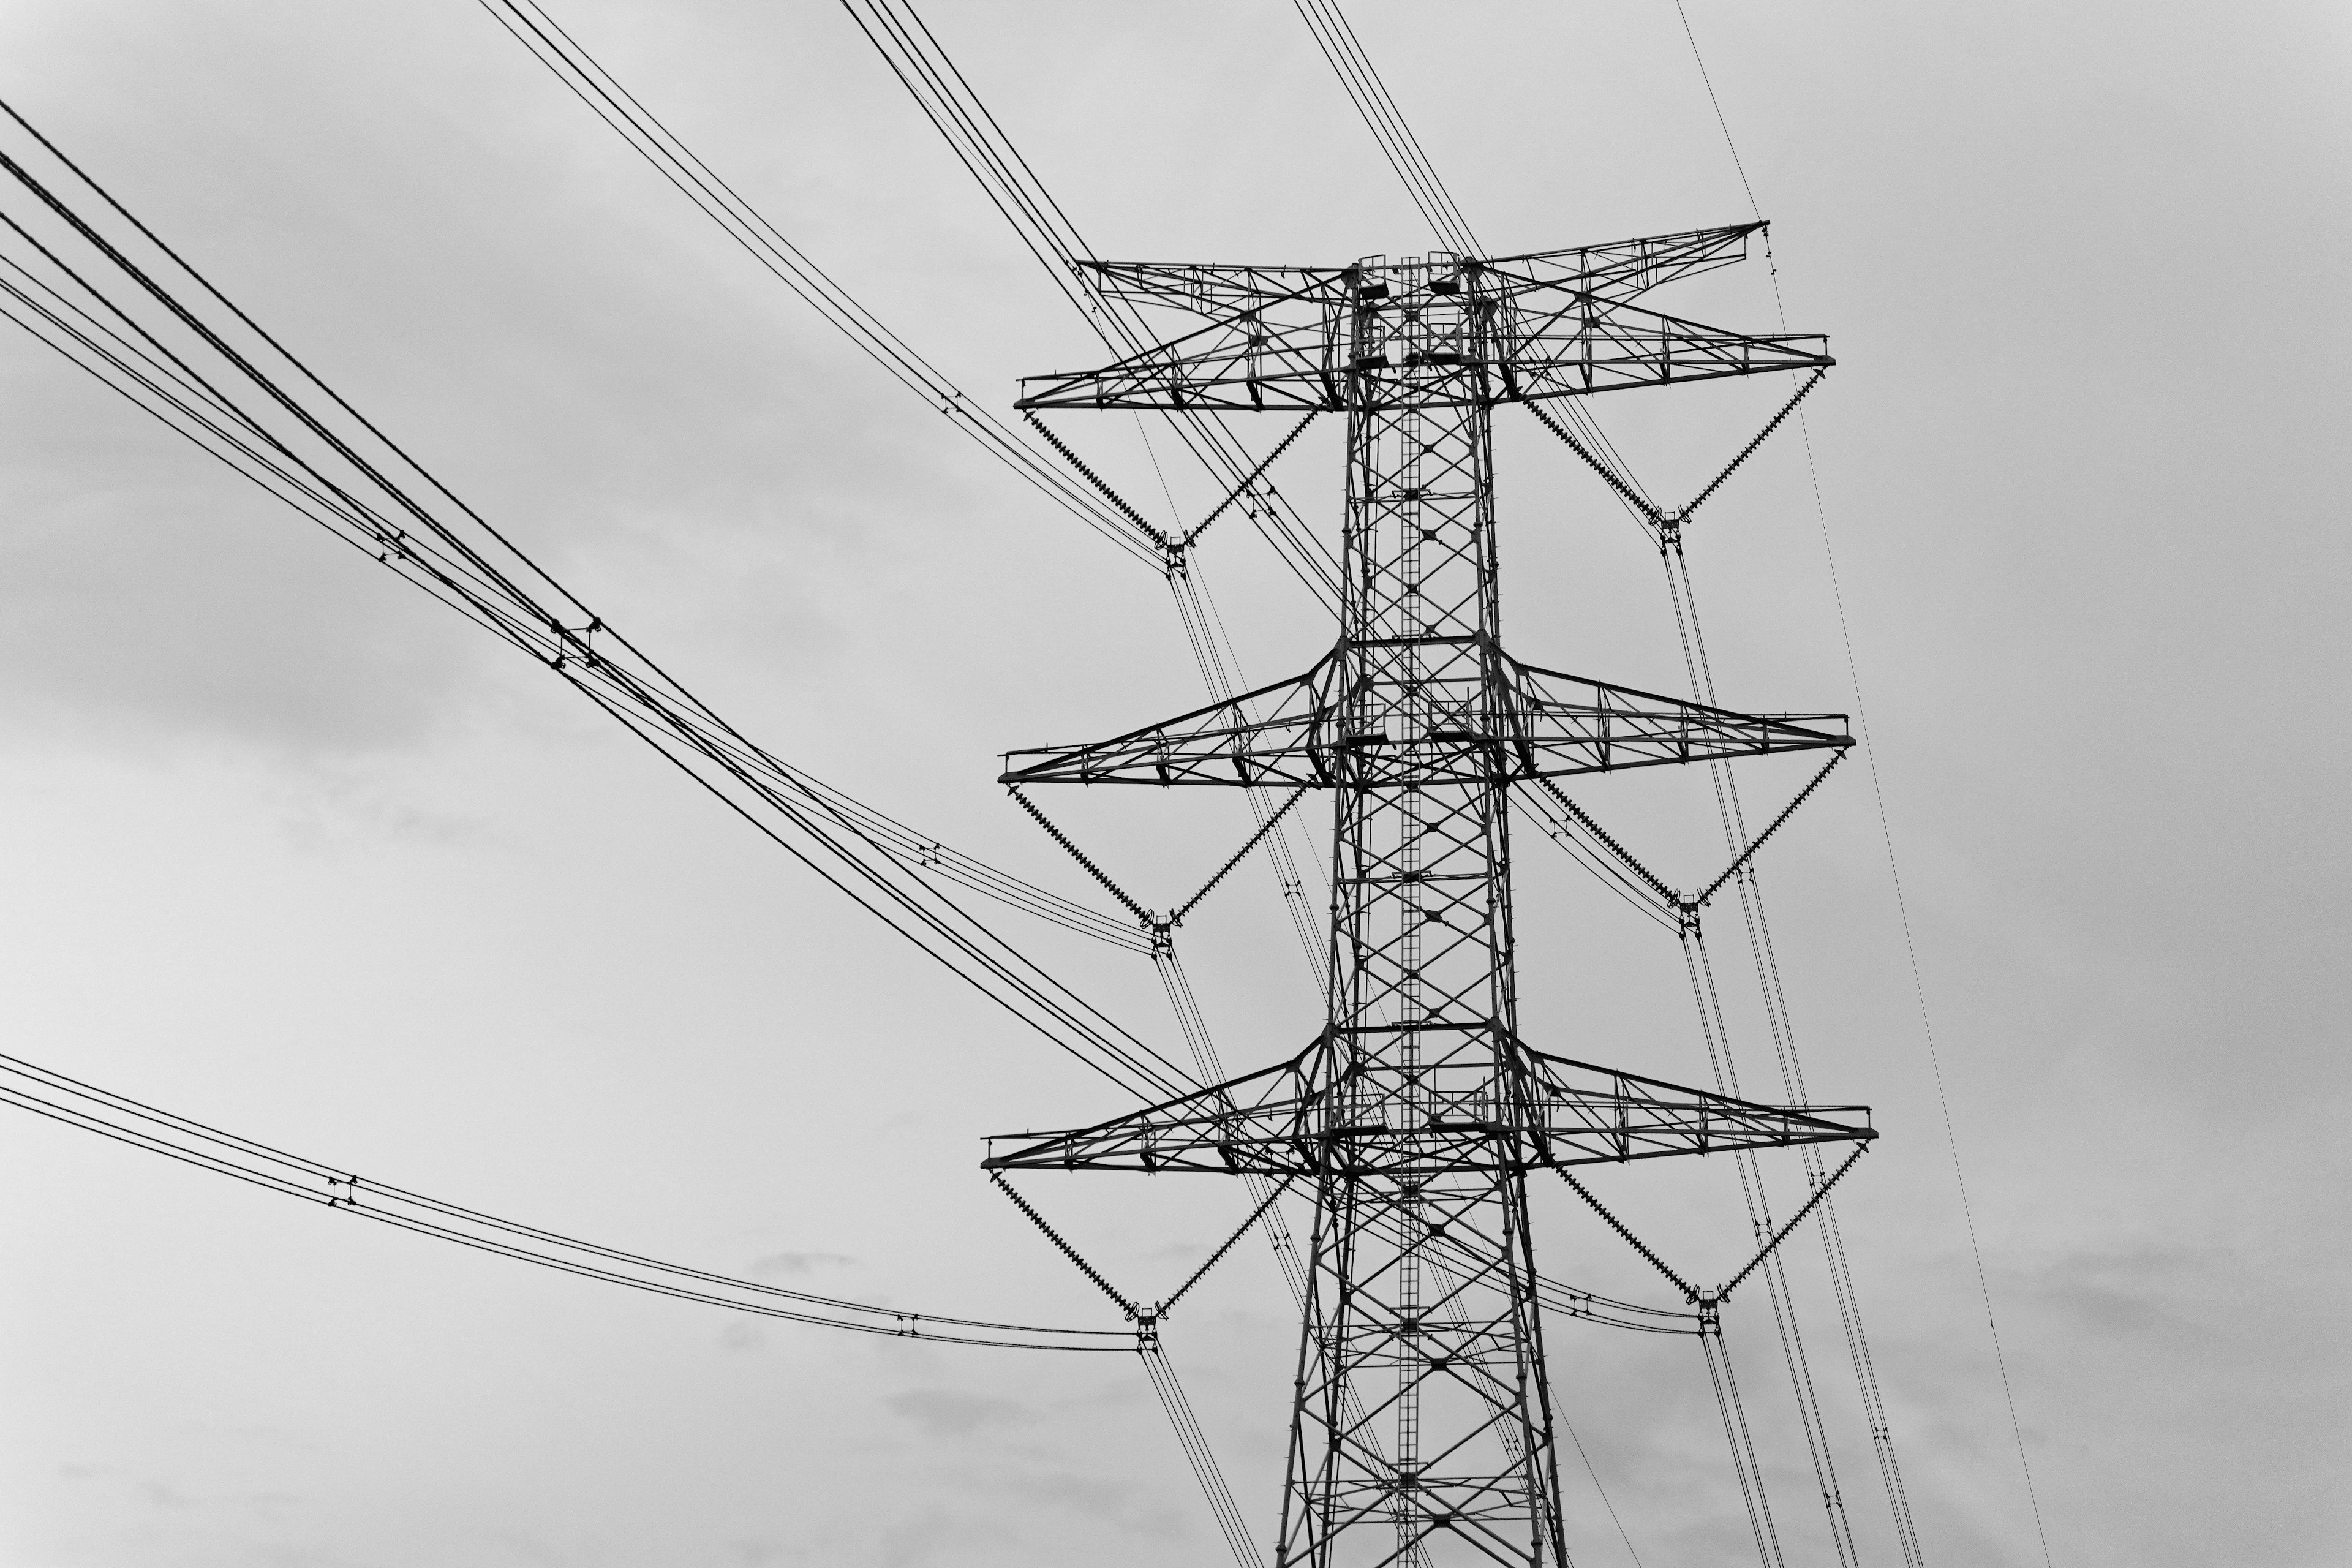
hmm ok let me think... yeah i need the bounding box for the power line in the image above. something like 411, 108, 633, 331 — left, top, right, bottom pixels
848, 1, 1346, 971
471, 13, 1348, 1553
0, 1049, 1123, 1352
837, 0, 1346, 611
1672, 1, 1764, 225
1290, 2, 1659, 542
478, 0, 1165, 571
486, 0, 1343, 1017
1667, 8, 2052, 1564
1293, 0, 1479, 255
0, 96, 1197, 1106
835, 0, 1343, 1010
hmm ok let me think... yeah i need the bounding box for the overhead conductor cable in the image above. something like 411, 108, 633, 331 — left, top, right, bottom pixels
0, 96, 1197, 1105
0, 1049, 1121, 1352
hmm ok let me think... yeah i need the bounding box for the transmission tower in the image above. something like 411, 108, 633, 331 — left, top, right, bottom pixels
989, 224, 1872, 1566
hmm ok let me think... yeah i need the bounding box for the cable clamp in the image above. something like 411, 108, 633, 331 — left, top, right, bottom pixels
549, 616, 605, 674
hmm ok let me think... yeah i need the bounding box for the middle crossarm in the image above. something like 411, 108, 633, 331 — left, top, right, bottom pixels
982, 1039, 1874, 1176
998, 652, 1849, 788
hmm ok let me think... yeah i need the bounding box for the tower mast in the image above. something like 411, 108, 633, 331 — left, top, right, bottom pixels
992, 225, 1868, 1565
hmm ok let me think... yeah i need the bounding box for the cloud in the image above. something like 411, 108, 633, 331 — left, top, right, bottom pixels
728, 1540, 809, 1567
878, 1505, 1015, 1568
1000, 1471, 1183, 1536
0, 448, 492, 760
883, 1388, 1033, 1439
750, 1250, 855, 1277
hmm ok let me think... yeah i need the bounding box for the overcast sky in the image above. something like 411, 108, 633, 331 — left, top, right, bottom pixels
1, 2, 2345, 1566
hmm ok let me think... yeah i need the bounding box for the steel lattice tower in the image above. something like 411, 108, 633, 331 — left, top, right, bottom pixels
990, 225, 1872, 1566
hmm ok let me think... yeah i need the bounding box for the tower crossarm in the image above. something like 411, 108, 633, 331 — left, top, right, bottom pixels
1493, 298, 1830, 405
1472, 223, 1765, 300
1084, 260, 1352, 312
1017, 270, 1348, 413
997, 648, 1850, 788
1013, 224, 1828, 413
998, 652, 1341, 786
981, 1037, 1873, 1177
1078, 222, 1757, 318
1503, 656, 1850, 777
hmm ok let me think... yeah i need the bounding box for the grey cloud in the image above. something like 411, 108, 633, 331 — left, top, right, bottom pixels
883, 1388, 1034, 1438
878, 1505, 1016, 1568
751, 1250, 856, 1277
1001, 1469, 1186, 1536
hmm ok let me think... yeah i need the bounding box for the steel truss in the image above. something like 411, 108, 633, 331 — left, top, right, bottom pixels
992, 224, 1862, 1566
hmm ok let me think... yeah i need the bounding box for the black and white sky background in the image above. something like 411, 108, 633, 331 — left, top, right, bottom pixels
1, 2, 2345, 1564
